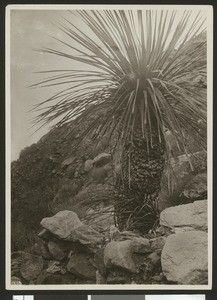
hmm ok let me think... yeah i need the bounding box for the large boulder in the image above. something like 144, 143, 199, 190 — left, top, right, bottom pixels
40, 211, 83, 239
40, 211, 103, 246
104, 240, 136, 273
161, 231, 208, 284
160, 200, 207, 232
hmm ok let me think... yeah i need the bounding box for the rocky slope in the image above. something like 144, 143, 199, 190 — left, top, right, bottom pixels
11, 119, 207, 252
11, 30, 207, 252
11, 200, 208, 285
11, 30, 207, 285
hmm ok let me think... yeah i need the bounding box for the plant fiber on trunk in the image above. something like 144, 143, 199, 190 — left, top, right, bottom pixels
114, 124, 165, 233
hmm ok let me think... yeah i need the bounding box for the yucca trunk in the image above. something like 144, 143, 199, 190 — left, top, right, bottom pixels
114, 124, 165, 233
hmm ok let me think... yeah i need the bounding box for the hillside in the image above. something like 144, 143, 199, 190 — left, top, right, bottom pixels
11, 31, 207, 252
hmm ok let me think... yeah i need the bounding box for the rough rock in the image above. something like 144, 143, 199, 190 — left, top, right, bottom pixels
131, 237, 152, 253
151, 274, 164, 282
104, 163, 112, 171
159, 151, 207, 211
106, 269, 131, 284
173, 227, 196, 234
40, 211, 83, 239
160, 200, 207, 231
11, 251, 25, 275
93, 153, 111, 167
67, 252, 96, 280
111, 230, 141, 242
94, 248, 108, 277
107, 275, 130, 284
96, 270, 106, 284
35, 239, 52, 260
150, 236, 166, 251
161, 231, 208, 284
84, 159, 93, 172
66, 224, 104, 245
46, 261, 66, 275
31, 237, 54, 258
110, 225, 121, 241
30, 243, 43, 256
104, 240, 136, 273
91, 167, 108, 184
147, 251, 161, 267
11, 251, 26, 259
41, 211, 104, 248
75, 278, 95, 284
182, 172, 207, 200
37, 271, 76, 284
20, 253, 44, 281
155, 225, 174, 237
61, 157, 74, 166
47, 240, 68, 261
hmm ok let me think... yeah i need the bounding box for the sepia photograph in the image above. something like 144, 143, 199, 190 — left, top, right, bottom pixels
6, 4, 213, 290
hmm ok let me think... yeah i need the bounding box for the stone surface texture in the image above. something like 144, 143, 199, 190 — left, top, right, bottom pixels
161, 230, 208, 284
104, 240, 136, 273
160, 200, 207, 231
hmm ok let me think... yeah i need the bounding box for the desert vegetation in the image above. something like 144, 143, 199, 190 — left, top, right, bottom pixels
31, 10, 206, 231
11, 9, 208, 286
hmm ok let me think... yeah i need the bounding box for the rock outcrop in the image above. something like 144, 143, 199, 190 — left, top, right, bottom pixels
11, 198, 208, 286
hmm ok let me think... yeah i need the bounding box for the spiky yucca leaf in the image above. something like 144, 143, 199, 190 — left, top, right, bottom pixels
32, 10, 207, 166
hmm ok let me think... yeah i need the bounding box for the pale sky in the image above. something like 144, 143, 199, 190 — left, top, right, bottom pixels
8, 7, 208, 161
10, 10, 79, 161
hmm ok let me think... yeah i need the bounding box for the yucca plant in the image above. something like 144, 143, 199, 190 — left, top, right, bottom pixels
32, 9, 207, 233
